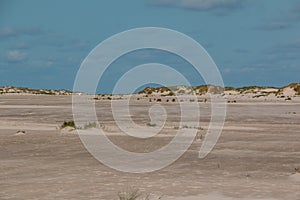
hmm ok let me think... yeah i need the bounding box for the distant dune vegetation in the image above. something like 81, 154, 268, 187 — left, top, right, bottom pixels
0, 83, 299, 98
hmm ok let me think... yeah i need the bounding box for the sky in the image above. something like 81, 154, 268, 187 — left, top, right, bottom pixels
0, 0, 300, 93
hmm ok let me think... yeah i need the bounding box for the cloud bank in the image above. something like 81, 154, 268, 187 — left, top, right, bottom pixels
0, 27, 43, 39
147, 0, 245, 12
5, 50, 28, 63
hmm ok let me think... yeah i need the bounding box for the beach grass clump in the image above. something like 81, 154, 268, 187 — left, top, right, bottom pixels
174, 125, 203, 130
293, 85, 300, 95
61, 120, 76, 129
60, 121, 97, 130
118, 189, 161, 200
80, 122, 97, 129
146, 123, 157, 127
118, 189, 142, 200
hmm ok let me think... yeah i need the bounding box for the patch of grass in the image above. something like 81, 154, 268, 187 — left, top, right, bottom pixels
224, 86, 235, 91
236, 86, 266, 92
61, 120, 76, 129
295, 86, 300, 95
174, 125, 203, 130
253, 94, 267, 98
60, 121, 97, 130
168, 91, 175, 96
146, 123, 157, 127
118, 189, 141, 200
118, 189, 162, 200
287, 83, 300, 95
79, 122, 97, 129
295, 168, 300, 173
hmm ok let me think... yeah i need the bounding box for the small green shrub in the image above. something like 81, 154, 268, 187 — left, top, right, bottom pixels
61, 120, 75, 129
60, 121, 97, 129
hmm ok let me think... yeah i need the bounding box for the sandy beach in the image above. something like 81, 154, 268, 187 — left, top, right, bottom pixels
0, 94, 299, 199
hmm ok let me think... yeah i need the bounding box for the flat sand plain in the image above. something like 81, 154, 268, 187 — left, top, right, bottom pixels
0, 95, 300, 200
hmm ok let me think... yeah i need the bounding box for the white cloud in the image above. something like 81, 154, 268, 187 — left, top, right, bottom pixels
0, 27, 43, 39
5, 50, 28, 62
148, 0, 244, 11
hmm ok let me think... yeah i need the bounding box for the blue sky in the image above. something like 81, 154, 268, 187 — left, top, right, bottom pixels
0, 0, 300, 93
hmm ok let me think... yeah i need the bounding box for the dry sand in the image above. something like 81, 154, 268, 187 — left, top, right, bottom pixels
0, 94, 300, 199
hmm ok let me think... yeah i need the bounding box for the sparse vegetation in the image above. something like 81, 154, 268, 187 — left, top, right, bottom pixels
2, 83, 300, 97
295, 86, 300, 95
295, 168, 300, 173
60, 120, 97, 129
286, 112, 297, 114
147, 123, 157, 127
177, 89, 186, 94
0, 86, 74, 95
253, 94, 267, 98
236, 86, 266, 93
224, 86, 235, 91
118, 189, 161, 200
118, 189, 142, 200
174, 125, 203, 130
194, 85, 209, 94
61, 120, 76, 129
80, 122, 97, 129
227, 100, 237, 103
287, 83, 300, 95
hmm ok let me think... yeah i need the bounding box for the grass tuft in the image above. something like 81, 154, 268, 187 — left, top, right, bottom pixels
60, 120, 75, 129
174, 125, 203, 130
146, 123, 157, 127
118, 189, 162, 200
60, 121, 97, 130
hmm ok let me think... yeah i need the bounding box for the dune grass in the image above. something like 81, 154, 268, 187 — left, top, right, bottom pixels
60, 120, 97, 129
118, 189, 161, 200
60, 120, 76, 129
